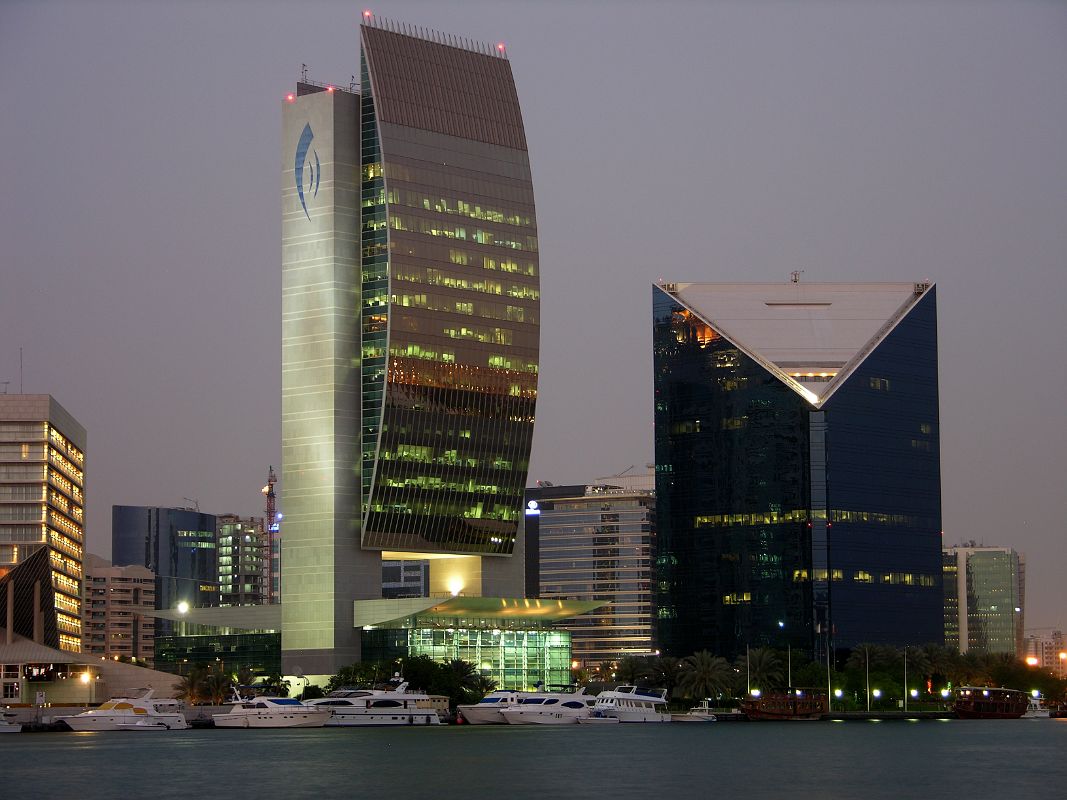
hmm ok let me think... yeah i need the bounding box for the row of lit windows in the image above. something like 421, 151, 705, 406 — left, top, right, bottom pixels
57, 612, 81, 634
58, 633, 81, 652
48, 447, 83, 484
49, 530, 83, 559
0, 442, 46, 461
49, 426, 84, 465
380, 476, 508, 494
52, 569, 80, 595
392, 265, 539, 300
446, 248, 537, 277
391, 292, 534, 324
49, 548, 81, 578
364, 186, 534, 228
49, 509, 83, 539
54, 593, 80, 614
693, 509, 926, 528
48, 467, 83, 503
0, 484, 45, 502
443, 324, 513, 346
389, 213, 536, 252
367, 501, 519, 522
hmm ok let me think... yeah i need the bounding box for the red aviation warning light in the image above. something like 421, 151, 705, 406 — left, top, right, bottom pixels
285, 93, 295, 103
496, 42, 506, 53
363, 9, 373, 20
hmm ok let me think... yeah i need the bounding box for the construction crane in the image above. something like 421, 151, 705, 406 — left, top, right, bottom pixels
262, 466, 279, 603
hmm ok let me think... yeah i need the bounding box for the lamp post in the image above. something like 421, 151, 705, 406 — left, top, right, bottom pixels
903, 645, 908, 713
778, 621, 791, 688
865, 647, 871, 712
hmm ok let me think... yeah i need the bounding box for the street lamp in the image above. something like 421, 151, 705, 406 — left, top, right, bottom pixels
777, 621, 791, 687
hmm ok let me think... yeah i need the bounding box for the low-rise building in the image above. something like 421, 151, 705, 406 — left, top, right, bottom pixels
81, 554, 155, 665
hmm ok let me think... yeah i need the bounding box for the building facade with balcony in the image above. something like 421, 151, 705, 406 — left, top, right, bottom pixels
81, 554, 156, 665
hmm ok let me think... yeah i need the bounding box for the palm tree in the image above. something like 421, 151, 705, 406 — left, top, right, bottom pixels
203, 665, 233, 705
647, 656, 684, 699
176, 664, 208, 705
677, 651, 734, 701
473, 675, 498, 697
615, 656, 650, 685
735, 647, 785, 690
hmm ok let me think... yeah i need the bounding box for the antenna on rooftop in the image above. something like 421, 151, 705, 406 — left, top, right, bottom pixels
301, 63, 309, 82
182, 497, 201, 512
349, 75, 357, 91
790, 270, 804, 284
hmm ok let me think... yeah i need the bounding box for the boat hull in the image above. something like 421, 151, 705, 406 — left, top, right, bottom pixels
61, 714, 188, 731
213, 711, 331, 728
501, 710, 586, 725
324, 712, 439, 727
456, 706, 508, 725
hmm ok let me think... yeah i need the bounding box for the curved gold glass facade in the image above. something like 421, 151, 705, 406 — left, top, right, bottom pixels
359, 23, 539, 555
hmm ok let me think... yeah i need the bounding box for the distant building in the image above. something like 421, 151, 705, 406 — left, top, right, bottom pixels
0, 394, 86, 652
112, 506, 219, 633
81, 554, 156, 665
1024, 630, 1066, 678
944, 544, 1025, 655
216, 514, 268, 607
526, 478, 656, 668
653, 282, 943, 660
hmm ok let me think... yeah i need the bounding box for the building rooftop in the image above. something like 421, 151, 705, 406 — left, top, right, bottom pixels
660, 281, 933, 406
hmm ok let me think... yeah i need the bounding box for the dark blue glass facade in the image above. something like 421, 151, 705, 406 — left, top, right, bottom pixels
112, 506, 219, 634
821, 289, 943, 647
652, 285, 942, 660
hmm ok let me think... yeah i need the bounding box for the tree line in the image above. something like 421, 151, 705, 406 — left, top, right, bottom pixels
581, 644, 1067, 706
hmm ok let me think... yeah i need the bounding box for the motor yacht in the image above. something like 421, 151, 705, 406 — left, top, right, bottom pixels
457, 690, 532, 725
306, 678, 440, 726
54, 690, 188, 731
1023, 697, 1051, 719
500, 689, 595, 725
671, 699, 718, 723
580, 686, 671, 723
212, 696, 332, 728
1, 711, 21, 733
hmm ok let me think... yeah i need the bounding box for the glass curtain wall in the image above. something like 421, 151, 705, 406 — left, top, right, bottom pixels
359, 24, 539, 556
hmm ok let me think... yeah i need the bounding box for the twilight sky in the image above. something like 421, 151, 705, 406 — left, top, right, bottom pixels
1, 1, 1064, 628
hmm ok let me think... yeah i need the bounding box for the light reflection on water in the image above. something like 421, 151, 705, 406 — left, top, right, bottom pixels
5, 719, 1066, 800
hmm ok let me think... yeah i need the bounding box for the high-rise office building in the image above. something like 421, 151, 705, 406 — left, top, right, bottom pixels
652, 282, 943, 660
216, 514, 269, 607
943, 544, 1024, 655
81, 554, 156, 664
526, 480, 657, 668
279, 17, 591, 683
0, 395, 85, 652
112, 506, 219, 633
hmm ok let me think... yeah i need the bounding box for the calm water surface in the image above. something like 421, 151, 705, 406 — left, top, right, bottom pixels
4, 719, 1066, 799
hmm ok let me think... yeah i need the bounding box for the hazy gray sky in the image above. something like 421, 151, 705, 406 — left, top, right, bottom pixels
1, 1, 1064, 627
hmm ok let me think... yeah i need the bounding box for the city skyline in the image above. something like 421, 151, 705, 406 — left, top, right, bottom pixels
1, 1, 1064, 628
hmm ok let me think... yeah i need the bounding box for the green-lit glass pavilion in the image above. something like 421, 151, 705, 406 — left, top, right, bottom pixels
279, 17, 593, 683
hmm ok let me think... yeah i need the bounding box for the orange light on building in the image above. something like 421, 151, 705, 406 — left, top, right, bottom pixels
1025, 656, 1039, 666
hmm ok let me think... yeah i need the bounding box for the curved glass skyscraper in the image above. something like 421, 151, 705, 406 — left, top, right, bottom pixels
281, 18, 541, 676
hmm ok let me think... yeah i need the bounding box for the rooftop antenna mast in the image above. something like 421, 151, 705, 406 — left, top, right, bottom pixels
790, 270, 804, 284
301, 63, 309, 82
182, 497, 200, 512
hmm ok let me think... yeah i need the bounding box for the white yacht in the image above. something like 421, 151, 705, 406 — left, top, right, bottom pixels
306, 679, 440, 726
671, 699, 718, 723
457, 690, 531, 725
1, 711, 22, 733
500, 689, 596, 725
1024, 697, 1051, 719
212, 696, 332, 728
55, 690, 188, 731
580, 686, 671, 723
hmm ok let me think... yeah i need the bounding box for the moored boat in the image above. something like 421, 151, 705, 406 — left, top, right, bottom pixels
954, 687, 1028, 720
457, 690, 532, 725
213, 697, 332, 728
1, 712, 22, 733
579, 686, 671, 723
741, 689, 827, 721
54, 690, 188, 731
500, 689, 595, 725
1023, 697, 1050, 719
306, 677, 440, 726
671, 699, 718, 723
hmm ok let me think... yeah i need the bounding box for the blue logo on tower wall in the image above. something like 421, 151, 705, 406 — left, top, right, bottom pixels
295, 123, 320, 221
